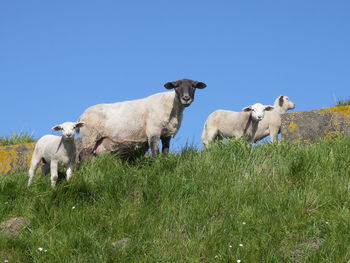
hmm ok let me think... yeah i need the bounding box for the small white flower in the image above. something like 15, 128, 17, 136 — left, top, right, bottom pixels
229, 245, 232, 248
239, 243, 244, 247
242, 222, 246, 225
325, 221, 329, 224
237, 260, 241, 263
4, 260, 9, 263
72, 206, 76, 210
38, 247, 44, 252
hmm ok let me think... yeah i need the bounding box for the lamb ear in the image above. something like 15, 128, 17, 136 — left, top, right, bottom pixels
74, 122, 85, 133
164, 81, 177, 89
75, 122, 85, 129
242, 106, 252, 112
279, 96, 284, 107
192, 81, 207, 89
265, 105, 274, 111
52, 125, 62, 131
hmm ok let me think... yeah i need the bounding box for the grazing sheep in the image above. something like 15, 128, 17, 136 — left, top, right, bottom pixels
201, 103, 274, 147
78, 79, 207, 160
28, 122, 84, 188
252, 95, 296, 143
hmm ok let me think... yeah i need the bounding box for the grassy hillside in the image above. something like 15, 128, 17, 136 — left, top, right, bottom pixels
1, 136, 350, 262
0, 133, 34, 146
336, 98, 350, 106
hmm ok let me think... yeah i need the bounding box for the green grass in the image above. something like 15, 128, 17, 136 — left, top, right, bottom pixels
0, 132, 35, 146
1, 136, 350, 262
335, 98, 350, 106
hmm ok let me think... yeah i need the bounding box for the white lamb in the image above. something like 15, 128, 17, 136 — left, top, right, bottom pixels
252, 95, 296, 143
28, 121, 85, 188
201, 103, 274, 148
78, 79, 206, 160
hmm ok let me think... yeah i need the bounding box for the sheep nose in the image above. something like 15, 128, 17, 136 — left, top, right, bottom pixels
182, 95, 190, 102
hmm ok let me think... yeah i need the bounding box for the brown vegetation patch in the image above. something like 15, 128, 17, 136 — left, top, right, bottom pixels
0, 217, 27, 236
283, 237, 324, 261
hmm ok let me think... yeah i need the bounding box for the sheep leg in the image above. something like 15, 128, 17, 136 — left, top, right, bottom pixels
93, 137, 108, 154
202, 138, 210, 149
66, 165, 74, 181
50, 161, 59, 189
28, 154, 41, 186
203, 129, 219, 148
161, 137, 171, 154
269, 128, 279, 143
41, 162, 50, 176
148, 135, 160, 157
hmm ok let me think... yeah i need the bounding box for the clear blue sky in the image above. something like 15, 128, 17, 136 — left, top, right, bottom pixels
1, 1, 349, 149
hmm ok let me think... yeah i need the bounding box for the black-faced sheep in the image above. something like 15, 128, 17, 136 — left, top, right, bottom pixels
78, 79, 206, 160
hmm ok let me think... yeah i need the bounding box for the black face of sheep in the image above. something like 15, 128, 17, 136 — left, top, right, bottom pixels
164, 79, 207, 107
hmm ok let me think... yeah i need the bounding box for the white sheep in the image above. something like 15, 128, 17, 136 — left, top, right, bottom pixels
252, 95, 296, 143
78, 79, 206, 160
201, 103, 274, 147
28, 121, 85, 188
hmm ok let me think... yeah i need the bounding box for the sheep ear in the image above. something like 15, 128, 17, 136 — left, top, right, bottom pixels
52, 125, 62, 131
279, 96, 284, 107
192, 81, 207, 89
75, 122, 85, 129
242, 106, 252, 112
74, 122, 85, 133
164, 81, 177, 89
265, 105, 274, 111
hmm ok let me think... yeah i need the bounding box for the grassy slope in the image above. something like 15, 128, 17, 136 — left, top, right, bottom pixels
1, 137, 350, 262
0, 133, 34, 146
336, 99, 350, 106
